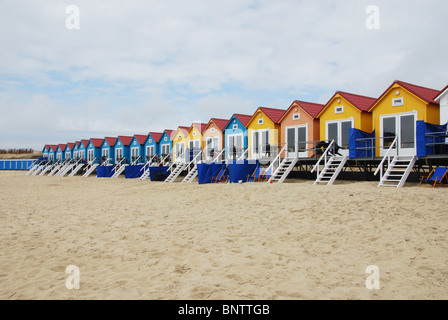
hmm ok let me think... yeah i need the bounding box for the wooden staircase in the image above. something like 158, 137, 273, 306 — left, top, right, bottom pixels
377, 155, 416, 187
68, 162, 85, 177
268, 157, 298, 183
181, 165, 198, 183
313, 156, 348, 185
82, 162, 99, 177
48, 161, 65, 176
164, 163, 187, 183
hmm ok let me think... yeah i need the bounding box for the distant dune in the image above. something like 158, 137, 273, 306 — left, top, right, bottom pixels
0, 151, 42, 160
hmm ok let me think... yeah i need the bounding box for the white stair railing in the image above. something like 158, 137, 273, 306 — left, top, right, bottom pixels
131, 156, 141, 166
213, 149, 225, 163
311, 140, 335, 177
374, 137, 398, 179
237, 146, 250, 161
181, 150, 203, 183
266, 144, 287, 176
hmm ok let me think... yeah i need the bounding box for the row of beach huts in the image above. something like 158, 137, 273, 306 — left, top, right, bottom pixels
25, 80, 448, 187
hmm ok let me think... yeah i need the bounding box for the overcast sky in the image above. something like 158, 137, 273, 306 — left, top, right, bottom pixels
0, 0, 447, 149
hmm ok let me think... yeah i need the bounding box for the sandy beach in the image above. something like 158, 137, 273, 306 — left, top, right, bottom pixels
0, 170, 447, 300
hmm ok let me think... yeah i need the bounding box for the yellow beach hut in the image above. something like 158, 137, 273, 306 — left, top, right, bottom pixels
368, 80, 441, 157
246, 107, 287, 159
171, 126, 190, 162
316, 91, 377, 156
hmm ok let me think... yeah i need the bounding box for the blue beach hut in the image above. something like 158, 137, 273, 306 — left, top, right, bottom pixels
224, 114, 252, 161
144, 132, 163, 162
86, 138, 103, 164
101, 137, 117, 165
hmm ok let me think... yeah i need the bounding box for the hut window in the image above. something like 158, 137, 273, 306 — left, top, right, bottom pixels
392, 97, 404, 107
211, 128, 215, 133
233, 124, 238, 129
193, 131, 197, 136
293, 113, 300, 120
178, 135, 182, 139
258, 119, 264, 125
335, 106, 344, 114
104, 143, 107, 147
149, 139, 152, 143
164, 137, 167, 141
134, 141, 137, 145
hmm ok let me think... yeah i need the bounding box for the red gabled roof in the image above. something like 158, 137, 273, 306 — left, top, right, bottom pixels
233, 114, 252, 127
191, 122, 207, 134
175, 126, 190, 138
369, 80, 441, 112
149, 132, 163, 143
207, 118, 229, 131
280, 100, 326, 121
118, 136, 133, 146
255, 107, 287, 124
49, 145, 59, 152
104, 137, 117, 147
163, 130, 174, 139
134, 134, 148, 145
90, 138, 103, 148
396, 80, 440, 104
81, 139, 90, 148
74, 141, 81, 148
58, 144, 67, 152
44, 144, 51, 151
67, 143, 75, 150
336, 91, 377, 112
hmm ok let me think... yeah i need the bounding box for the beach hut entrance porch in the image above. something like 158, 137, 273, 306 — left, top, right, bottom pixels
285, 125, 308, 158
380, 112, 417, 156
325, 118, 354, 156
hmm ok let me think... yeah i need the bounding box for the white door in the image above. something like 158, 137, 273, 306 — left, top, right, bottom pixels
131, 147, 139, 163
116, 148, 123, 162
228, 134, 243, 160
206, 137, 219, 160
252, 130, 270, 158
175, 142, 185, 161
380, 112, 416, 156
286, 125, 308, 158
326, 119, 353, 156
161, 144, 170, 155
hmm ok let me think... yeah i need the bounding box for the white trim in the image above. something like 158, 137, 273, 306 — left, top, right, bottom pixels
392, 97, 404, 107
258, 119, 264, 125
335, 106, 344, 114
293, 113, 300, 120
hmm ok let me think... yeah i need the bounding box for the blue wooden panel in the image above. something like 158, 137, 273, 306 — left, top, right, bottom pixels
0, 161, 4, 170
